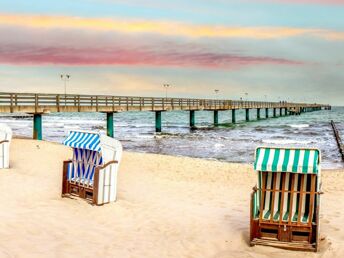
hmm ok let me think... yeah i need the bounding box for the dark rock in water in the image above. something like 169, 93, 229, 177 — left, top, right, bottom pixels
92, 125, 105, 130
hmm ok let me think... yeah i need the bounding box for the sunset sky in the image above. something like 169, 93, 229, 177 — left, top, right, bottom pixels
0, 0, 343, 104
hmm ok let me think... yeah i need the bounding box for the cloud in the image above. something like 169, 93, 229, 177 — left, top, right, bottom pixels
0, 43, 302, 68
0, 25, 303, 68
1, 13, 344, 40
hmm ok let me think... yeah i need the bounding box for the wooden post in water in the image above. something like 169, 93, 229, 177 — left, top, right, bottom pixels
273, 108, 277, 117
246, 109, 250, 121
265, 108, 269, 118
232, 109, 236, 124
155, 111, 162, 133
331, 120, 344, 161
106, 112, 114, 137
33, 113, 42, 140
279, 108, 283, 116
190, 110, 195, 129
214, 110, 219, 126
257, 108, 261, 120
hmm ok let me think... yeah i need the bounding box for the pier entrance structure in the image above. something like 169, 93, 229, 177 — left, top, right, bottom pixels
0, 92, 331, 140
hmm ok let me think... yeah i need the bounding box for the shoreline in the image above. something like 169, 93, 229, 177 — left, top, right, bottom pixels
11, 136, 344, 172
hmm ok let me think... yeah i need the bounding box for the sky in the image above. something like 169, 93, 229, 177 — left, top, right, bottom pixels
0, 0, 343, 105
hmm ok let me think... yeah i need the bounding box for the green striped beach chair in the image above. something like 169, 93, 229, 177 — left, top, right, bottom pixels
250, 147, 322, 252
62, 130, 122, 205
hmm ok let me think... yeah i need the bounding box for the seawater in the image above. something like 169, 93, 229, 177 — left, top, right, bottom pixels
1, 107, 343, 169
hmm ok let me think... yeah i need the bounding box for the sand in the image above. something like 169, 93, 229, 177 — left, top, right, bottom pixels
0, 139, 344, 258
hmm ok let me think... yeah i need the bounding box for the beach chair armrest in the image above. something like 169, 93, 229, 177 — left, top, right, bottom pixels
251, 187, 259, 218
98, 160, 118, 170
0, 140, 9, 144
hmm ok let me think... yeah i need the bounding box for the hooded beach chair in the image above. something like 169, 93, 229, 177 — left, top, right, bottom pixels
61, 130, 122, 205
0, 124, 12, 169
250, 147, 322, 251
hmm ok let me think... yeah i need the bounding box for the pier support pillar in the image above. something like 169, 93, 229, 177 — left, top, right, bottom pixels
257, 108, 261, 120
246, 109, 250, 121
155, 111, 162, 133
33, 113, 42, 140
280, 108, 283, 116
214, 110, 219, 126
285, 108, 288, 116
190, 110, 195, 129
106, 112, 114, 138
265, 108, 269, 118
273, 108, 276, 117
232, 109, 236, 124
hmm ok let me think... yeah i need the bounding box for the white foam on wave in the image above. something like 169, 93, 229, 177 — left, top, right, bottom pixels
262, 139, 313, 145
214, 143, 225, 149
288, 124, 309, 128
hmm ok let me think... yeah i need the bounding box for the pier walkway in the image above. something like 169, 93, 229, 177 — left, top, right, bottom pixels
0, 92, 331, 140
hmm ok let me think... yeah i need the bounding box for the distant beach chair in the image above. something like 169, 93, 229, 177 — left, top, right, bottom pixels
61, 130, 122, 205
250, 147, 322, 251
0, 124, 12, 169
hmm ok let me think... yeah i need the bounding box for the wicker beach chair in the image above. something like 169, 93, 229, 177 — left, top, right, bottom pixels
0, 124, 12, 169
250, 147, 322, 251
62, 130, 122, 205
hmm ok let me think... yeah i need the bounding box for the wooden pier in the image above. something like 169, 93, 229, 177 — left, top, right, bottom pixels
0, 92, 331, 140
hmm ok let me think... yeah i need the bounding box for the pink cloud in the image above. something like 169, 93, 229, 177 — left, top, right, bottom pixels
0, 25, 304, 69
0, 43, 302, 68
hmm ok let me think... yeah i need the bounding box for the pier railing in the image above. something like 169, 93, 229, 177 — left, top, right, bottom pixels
0, 92, 330, 113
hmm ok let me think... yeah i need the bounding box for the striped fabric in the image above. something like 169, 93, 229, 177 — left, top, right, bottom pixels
254, 147, 320, 174
67, 148, 103, 184
63, 131, 101, 152
253, 172, 315, 224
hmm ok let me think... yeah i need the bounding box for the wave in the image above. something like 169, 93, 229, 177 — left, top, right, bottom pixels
288, 124, 310, 128
262, 139, 313, 145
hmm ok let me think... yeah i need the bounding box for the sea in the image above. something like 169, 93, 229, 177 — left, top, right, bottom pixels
1, 107, 343, 169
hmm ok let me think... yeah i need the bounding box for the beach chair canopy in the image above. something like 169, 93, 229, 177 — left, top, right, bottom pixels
254, 147, 320, 174
63, 130, 101, 152
63, 130, 122, 181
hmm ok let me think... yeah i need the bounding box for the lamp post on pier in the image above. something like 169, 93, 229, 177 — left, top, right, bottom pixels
60, 74, 71, 106
163, 84, 170, 99
214, 89, 219, 98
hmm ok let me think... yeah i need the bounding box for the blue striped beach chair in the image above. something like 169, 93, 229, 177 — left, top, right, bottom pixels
62, 130, 122, 205
0, 124, 12, 169
250, 147, 322, 252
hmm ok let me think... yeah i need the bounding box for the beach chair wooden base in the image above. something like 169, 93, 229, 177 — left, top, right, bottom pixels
250, 219, 318, 252
250, 238, 316, 252
61, 160, 101, 205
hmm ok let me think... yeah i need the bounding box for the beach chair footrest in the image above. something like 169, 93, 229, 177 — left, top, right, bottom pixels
251, 238, 316, 252
62, 181, 95, 201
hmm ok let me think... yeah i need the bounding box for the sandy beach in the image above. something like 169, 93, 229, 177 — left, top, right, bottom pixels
0, 139, 343, 258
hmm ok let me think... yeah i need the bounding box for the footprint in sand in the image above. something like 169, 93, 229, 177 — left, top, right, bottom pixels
224, 215, 231, 220
322, 219, 330, 224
